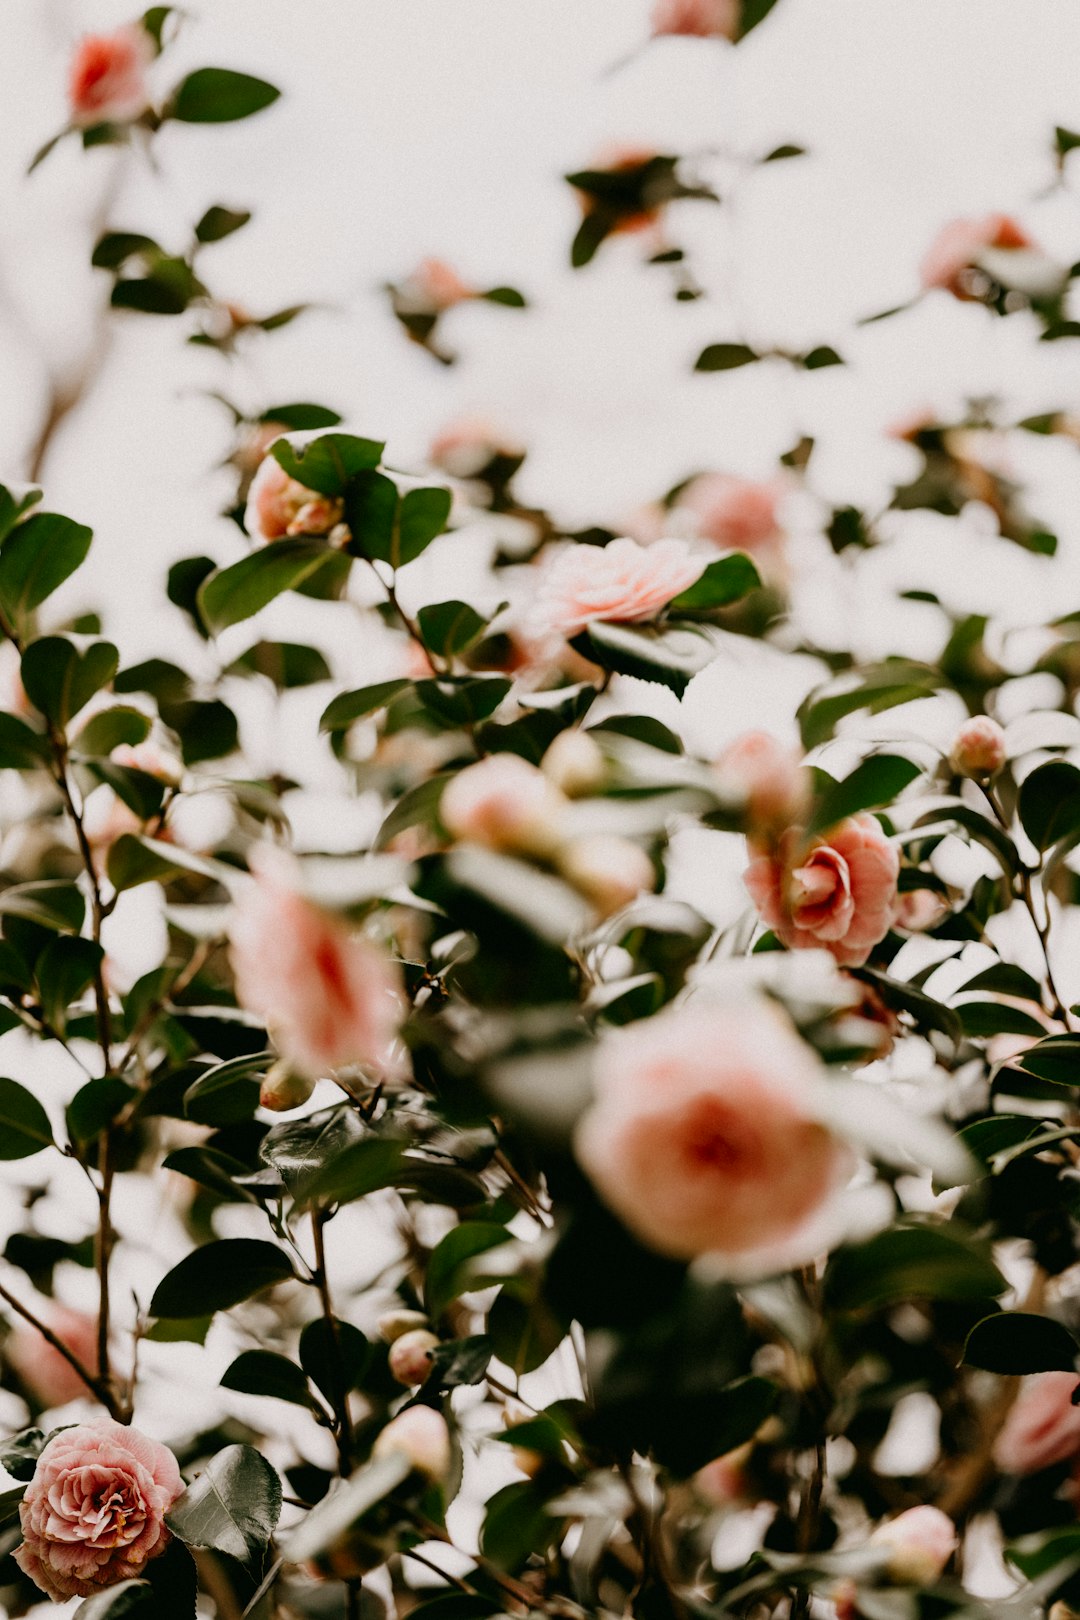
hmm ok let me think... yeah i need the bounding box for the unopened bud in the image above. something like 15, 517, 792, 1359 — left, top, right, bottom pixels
557, 834, 655, 917
542, 730, 606, 798
388, 1328, 440, 1387
949, 716, 1006, 779
259, 1067, 316, 1112
372, 1406, 452, 1482
377, 1308, 430, 1344
869, 1505, 958, 1586
441, 754, 566, 858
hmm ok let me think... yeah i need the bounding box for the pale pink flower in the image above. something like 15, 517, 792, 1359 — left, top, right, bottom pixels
744, 813, 899, 967
440, 754, 567, 856
651, 0, 739, 38
373, 1407, 452, 1482
533, 536, 705, 639
4, 1305, 99, 1409
949, 716, 1006, 778
919, 215, 1034, 298
675, 473, 783, 554
388, 1329, 440, 1387
541, 730, 606, 798
994, 1372, 1080, 1475
870, 1506, 958, 1585
229, 848, 404, 1080
15, 1418, 182, 1601
894, 887, 948, 933
68, 25, 152, 127
557, 834, 655, 916
110, 740, 182, 785
259, 1068, 316, 1112
717, 731, 810, 837
402, 258, 475, 311
574, 1000, 853, 1269
694, 1445, 752, 1505
245, 454, 344, 544
429, 417, 524, 480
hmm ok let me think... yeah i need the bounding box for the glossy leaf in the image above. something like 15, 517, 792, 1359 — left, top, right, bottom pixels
150, 1238, 295, 1317
964, 1311, 1080, 1374
170, 67, 281, 123
0, 1077, 54, 1158
166, 1443, 282, 1566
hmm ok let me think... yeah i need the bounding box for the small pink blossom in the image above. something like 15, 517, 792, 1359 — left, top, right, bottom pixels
440, 754, 567, 857
675, 473, 783, 554
744, 813, 899, 967
557, 834, 655, 917
388, 1329, 440, 1386
245, 454, 344, 543
870, 1506, 958, 1585
402, 258, 475, 311
68, 25, 153, 127
949, 716, 1006, 778
229, 848, 404, 1080
373, 1406, 452, 1482
429, 417, 524, 479
5, 1305, 99, 1409
919, 215, 1034, 299
651, 0, 739, 38
574, 1000, 853, 1269
533, 536, 705, 640
15, 1418, 182, 1601
717, 731, 810, 837
994, 1372, 1080, 1475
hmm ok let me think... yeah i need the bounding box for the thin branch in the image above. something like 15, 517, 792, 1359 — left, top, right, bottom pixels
0, 1276, 117, 1415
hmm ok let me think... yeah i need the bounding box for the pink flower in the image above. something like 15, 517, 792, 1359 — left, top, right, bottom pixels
919, 214, 1033, 298
429, 417, 524, 479
651, 0, 739, 37
717, 731, 810, 836
440, 754, 568, 856
949, 716, 1006, 778
533, 536, 705, 639
229, 848, 404, 1080
15, 1418, 182, 1601
68, 26, 153, 128
557, 834, 655, 916
373, 1407, 452, 1482
694, 1445, 752, 1505
402, 258, 475, 311
675, 473, 783, 555
744, 813, 899, 967
388, 1329, 440, 1387
5, 1305, 99, 1409
994, 1372, 1080, 1475
574, 1000, 853, 1269
870, 1506, 958, 1585
245, 454, 344, 543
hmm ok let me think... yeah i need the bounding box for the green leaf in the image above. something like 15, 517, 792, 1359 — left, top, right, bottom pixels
736, 0, 783, 38
166, 1443, 281, 1567
224, 639, 331, 688
375, 773, 449, 849
169, 68, 280, 123
271, 433, 384, 497
221, 1350, 317, 1409
669, 553, 761, 612
320, 678, 410, 733
342, 468, 398, 560
964, 1312, 1080, 1375
1014, 1035, 1080, 1086
417, 600, 492, 659
74, 1582, 154, 1618
798, 661, 942, 749
799, 345, 845, 369
573, 620, 715, 696
0, 483, 43, 543
0, 712, 48, 769
825, 1225, 1005, 1312
806, 754, 921, 836
81, 759, 166, 820
66, 1077, 137, 1145
1017, 760, 1080, 851
161, 1146, 254, 1201
111, 258, 202, 315
0, 878, 84, 933
395, 486, 452, 568
761, 143, 806, 162
481, 285, 527, 307
296, 1136, 407, 1208
694, 342, 760, 371
37, 936, 104, 1034
299, 1318, 371, 1403
0, 513, 92, 625
426, 1223, 512, 1319
183, 1052, 273, 1126
956, 962, 1043, 1001
955, 1002, 1049, 1040
259, 402, 343, 431
283, 1451, 412, 1565
150, 1239, 295, 1317
21, 637, 119, 728
91, 232, 161, 270
74, 706, 152, 756
194, 205, 251, 244
480, 1479, 561, 1573
415, 676, 511, 726
0, 1077, 54, 1158
106, 833, 234, 894
198, 539, 339, 634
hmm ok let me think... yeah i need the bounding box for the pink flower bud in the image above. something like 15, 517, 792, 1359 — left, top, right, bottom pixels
372, 1407, 452, 1482
440, 754, 568, 857
557, 835, 655, 917
541, 730, 606, 798
919, 215, 1034, 299
676, 473, 783, 554
388, 1329, 440, 1387
717, 731, 810, 837
245, 453, 344, 544
994, 1371, 1080, 1475
744, 814, 899, 968
869, 1506, 958, 1586
651, 0, 739, 37
429, 417, 525, 479
68, 26, 153, 128
949, 716, 1006, 778
402, 259, 475, 312
259, 1068, 316, 1112
377, 1309, 431, 1344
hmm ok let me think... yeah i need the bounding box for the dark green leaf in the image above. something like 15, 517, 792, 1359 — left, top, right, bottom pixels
737, 0, 783, 38
170, 68, 280, 123
0, 711, 48, 768
183, 1052, 272, 1125
574, 620, 715, 696
1014, 1035, 1080, 1086
320, 678, 410, 733
296, 1136, 407, 1207
1017, 760, 1080, 851
271, 433, 384, 497
415, 676, 511, 726
221, 1350, 316, 1408
964, 1311, 1080, 1375
198, 539, 337, 635
761, 143, 806, 162
74, 1582, 154, 1618
395, 486, 452, 568
150, 1239, 294, 1317
21, 637, 119, 728
0, 1076, 54, 1158
166, 1443, 281, 1567
806, 754, 921, 836
694, 342, 759, 371
0, 878, 84, 932
195, 205, 251, 244
799, 345, 844, 369
955, 1002, 1049, 1040
825, 1225, 1005, 1312
426, 1223, 511, 1319
224, 640, 331, 689
74, 706, 151, 756
65, 1077, 136, 1144
299, 1318, 371, 1403
0, 513, 92, 625
480, 1479, 561, 1572
669, 552, 760, 612
481, 285, 527, 307
417, 600, 491, 659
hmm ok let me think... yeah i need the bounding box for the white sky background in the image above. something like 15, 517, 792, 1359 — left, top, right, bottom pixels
3, 3, 1080, 1612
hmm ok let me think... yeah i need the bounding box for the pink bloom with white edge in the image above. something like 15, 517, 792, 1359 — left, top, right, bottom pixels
870, 1506, 958, 1585
15, 1418, 182, 1601
229, 847, 404, 1080
5, 1304, 99, 1409
994, 1372, 1080, 1475
440, 754, 567, 857
533, 536, 706, 639
717, 731, 810, 837
68, 25, 153, 128
373, 1406, 452, 1482
574, 1000, 854, 1269
403, 258, 475, 311
651, 0, 739, 37
919, 214, 1033, 298
949, 715, 1006, 778
675, 473, 783, 554
744, 813, 899, 967
245, 453, 344, 543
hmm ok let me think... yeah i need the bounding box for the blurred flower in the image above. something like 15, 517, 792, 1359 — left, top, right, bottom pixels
557, 833, 655, 917
693, 1443, 753, 1505
15, 1418, 182, 1601
894, 887, 948, 933
440, 753, 567, 857
870, 1506, 958, 1585
994, 1371, 1080, 1475
949, 715, 1006, 778
744, 814, 899, 967
4, 1304, 98, 1409
532, 536, 705, 639
651, 0, 739, 38
259, 1067, 317, 1112
398, 258, 475, 311
388, 1328, 440, 1386
373, 1406, 452, 1482
919, 214, 1034, 299
716, 730, 810, 839
245, 453, 344, 543
674, 472, 784, 556
68, 25, 152, 128
429, 416, 525, 480
541, 729, 607, 798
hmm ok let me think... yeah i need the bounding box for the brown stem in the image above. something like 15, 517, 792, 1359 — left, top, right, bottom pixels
980, 784, 1071, 1025
0, 1277, 117, 1414
311, 1211, 354, 1478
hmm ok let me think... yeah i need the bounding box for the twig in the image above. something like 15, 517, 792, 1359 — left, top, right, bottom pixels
0, 1277, 117, 1414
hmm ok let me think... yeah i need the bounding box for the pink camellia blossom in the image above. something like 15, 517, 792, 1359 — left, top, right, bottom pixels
429, 417, 525, 480
5, 1304, 99, 1409
533, 536, 706, 640
870, 1506, 958, 1585
949, 715, 1007, 778
229, 847, 404, 1080
68, 25, 153, 128
651, 0, 739, 38
245, 453, 345, 544
574, 1000, 854, 1270
373, 1406, 452, 1482
440, 753, 568, 857
401, 258, 475, 311
14, 1418, 182, 1602
919, 214, 1034, 299
994, 1372, 1080, 1475
557, 834, 655, 917
388, 1328, 440, 1387
675, 473, 783, 555
717, 731, 811, 839
744, 813, 900, 967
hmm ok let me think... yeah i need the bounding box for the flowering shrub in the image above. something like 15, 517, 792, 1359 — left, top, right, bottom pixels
6, 7, 1080, 1620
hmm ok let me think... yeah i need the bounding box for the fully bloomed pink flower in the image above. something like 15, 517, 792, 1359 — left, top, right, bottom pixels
229, 848, 404, 1080
245, 454, 344, 543
574, 1000, 853, 1270
651, 0, 739, 38
919, 214, 1033, 299
676, 473, 783, 554
533, 536, 705, 639
744, 813, 899, 967
5, 1305, 99, 1409
994, 1372, 1080, 1476
68, 26, 153, 128
15, 1418, 182, 1601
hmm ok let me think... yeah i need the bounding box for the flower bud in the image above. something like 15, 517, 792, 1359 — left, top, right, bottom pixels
542, 730, 606, 798
377, 1308, 431, 1344
372, 1406, 452, 1483
388, 1329, 440, 1387
869, 1506, 958, 1586
440, 754, 567, 857
557, 834, 655, 917
949, 716, 1006, 778
716, 730, 810, 836
259, 1068, 316, 1113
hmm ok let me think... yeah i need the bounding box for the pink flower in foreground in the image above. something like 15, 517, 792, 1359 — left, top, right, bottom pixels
994, 1372, 1080, 1475
245, 453, 344, 543
68, 26, 152, 128
441, 753, 567, 857
15, 1418, 182, 1601
717, 731, 810, 837
574, 1000, 853, 1270
229, 848, 404, 1080
919, 214, 1034, 299
533, 536, 705, 639
5, 1305, 98, 1409
651, 0, 739, 38
949, 715, 1006, 778
675, 473, 783, 554
870, 1506, 958, 1586
744, 813, 899, 967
